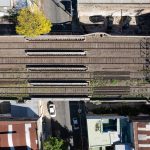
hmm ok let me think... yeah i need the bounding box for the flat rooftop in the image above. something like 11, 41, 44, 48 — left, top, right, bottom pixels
0, 0, 11, 7
86, 116, 126, 148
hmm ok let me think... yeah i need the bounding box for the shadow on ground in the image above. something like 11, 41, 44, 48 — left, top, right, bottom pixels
86, 102, 150, 116
0, 24, 16, 35
51, 119, 73, 150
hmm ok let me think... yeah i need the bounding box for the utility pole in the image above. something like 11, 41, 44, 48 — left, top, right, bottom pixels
78, 101, 84, 150
121, 9, 122, 33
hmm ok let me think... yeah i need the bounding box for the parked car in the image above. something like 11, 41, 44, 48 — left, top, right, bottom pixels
72, 117, 79, 130
47, 103, 56, 117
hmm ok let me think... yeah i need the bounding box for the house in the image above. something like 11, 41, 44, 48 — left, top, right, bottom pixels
0, 117, 38, 150
132, 117, 150, 150
86, 115, 133, 150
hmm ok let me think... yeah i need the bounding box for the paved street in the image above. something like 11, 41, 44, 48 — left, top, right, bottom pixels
51, 101, 73, 149
69, 101, 88, 150
53, 101, 72, 128
38, 100, 73, 148
39, 100, 88, 149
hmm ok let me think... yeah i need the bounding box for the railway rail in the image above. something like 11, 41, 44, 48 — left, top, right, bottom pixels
0, 71, 145, 79
0, 85, 149, 96
0, 42, 141, 49
0, 87, 91, 95
0, 57, 146, 64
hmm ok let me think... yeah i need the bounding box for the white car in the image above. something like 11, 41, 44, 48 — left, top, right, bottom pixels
72, 118, 79, 130
48, 104, 56, 117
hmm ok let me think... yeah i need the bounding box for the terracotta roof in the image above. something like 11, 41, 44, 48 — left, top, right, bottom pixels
133, 121, 150, 150
0, 120, 38, 150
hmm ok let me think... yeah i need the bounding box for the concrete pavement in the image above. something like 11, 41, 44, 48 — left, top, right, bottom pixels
41, 0, 71, 23
53, 101, 72, 129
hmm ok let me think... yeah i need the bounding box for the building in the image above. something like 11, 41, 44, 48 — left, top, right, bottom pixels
77, 0, 150, 34
0, 117, 38, 150
132, 118, 150, 150
0, 0, 33, 17
86, 115, 132, 150
0, 0, 12, 16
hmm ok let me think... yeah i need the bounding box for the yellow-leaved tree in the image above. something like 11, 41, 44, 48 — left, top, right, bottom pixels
16, 5, 52, 37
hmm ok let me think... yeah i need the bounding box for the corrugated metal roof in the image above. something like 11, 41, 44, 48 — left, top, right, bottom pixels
133, 121, 150, 150
0, 121, 38, 149
78, 0, 150, 3
0, 0, 11, 7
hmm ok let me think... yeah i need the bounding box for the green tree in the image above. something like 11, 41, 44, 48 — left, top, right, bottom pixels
16, 6, 52, 37
43, 137, 64, 150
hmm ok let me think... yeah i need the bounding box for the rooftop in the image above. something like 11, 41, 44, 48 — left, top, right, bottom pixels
0, 0, 11, 7
86, 115, 129, 149
133, 120, 150, 150
0, 120, 38, 149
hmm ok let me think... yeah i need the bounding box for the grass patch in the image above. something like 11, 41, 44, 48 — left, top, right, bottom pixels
110, 79, 118, 85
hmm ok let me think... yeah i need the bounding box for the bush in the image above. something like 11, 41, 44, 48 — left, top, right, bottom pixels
43, 137, 64, 150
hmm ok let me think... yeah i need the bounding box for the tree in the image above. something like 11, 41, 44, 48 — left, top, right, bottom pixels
43, 137, 64, 150
16, 6, 52, 37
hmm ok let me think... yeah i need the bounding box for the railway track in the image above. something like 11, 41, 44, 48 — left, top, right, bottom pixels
0, 87, 91, 95
93, 91, 129, 95
93, 86, 130, 96
0, 57, 146, 64
93, 71, 130, 80
0, 85, 148, 96
0, 42, 140, 49
0, 71, 145, 79
0, 72, 91, 79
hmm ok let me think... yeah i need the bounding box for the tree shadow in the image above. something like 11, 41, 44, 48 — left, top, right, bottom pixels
51, 119, 73, 150
87, 102, 150, 116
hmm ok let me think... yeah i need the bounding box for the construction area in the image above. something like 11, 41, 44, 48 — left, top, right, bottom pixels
77, 0, 150, 35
